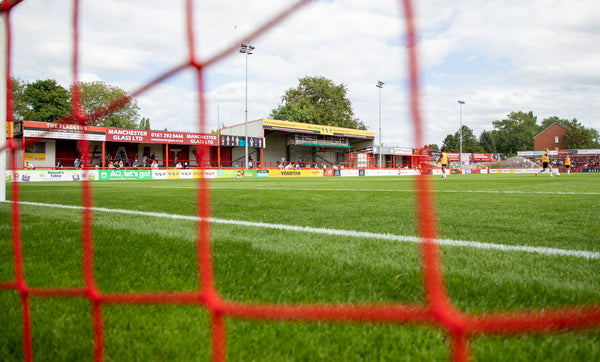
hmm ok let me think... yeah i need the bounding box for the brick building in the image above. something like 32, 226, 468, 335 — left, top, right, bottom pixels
534, 122, 567, 151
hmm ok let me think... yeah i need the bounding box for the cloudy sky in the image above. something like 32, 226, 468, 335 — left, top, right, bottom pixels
7, 0, 600, 148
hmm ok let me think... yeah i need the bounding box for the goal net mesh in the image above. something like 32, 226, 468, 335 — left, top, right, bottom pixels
1, 0, 599, 361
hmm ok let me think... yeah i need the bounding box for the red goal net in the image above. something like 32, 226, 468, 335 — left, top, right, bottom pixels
2, 0, 600, 361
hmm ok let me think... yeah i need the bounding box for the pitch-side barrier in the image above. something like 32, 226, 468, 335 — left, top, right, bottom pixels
5, 167, 569, 182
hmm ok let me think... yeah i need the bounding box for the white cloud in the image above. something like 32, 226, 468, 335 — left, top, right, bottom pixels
7, 0, 600, 148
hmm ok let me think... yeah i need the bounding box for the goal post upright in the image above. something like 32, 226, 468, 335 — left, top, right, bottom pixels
1, 11, 7, 202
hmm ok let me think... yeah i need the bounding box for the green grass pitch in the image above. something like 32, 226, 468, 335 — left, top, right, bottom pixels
1, 173, 600, 361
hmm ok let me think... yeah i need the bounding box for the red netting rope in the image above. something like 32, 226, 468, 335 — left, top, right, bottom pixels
2, 1, 600, 361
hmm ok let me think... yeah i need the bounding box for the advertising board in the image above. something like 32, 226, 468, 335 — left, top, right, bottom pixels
269, 169, 323, 177
106, 128, 218, 146
98, 169, 152, 180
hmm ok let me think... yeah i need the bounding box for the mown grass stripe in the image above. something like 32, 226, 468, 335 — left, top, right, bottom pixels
150, 186, 600, 196
7, 200, 600, 260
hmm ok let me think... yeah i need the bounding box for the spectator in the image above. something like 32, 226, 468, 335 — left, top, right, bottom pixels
55, 161, 64, 169
151, 160, 158, 169
132, 158, 139, 168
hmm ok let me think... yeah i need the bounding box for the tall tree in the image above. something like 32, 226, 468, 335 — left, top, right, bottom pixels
540, 116, 569, 130
460, 125, 484, 153
479, 130, 496, 153
590, 129, 600, 148
75, 81, 141, 128
441, 133, 459, 152
270, 76, 366, 130
139, 117, 151, 130
491, 111, 540, 155
21, 79, 70, 122
10, 77, 28, 121
562, 118, 600, 149
13, 79, 144, 129
441, 125, 482, 152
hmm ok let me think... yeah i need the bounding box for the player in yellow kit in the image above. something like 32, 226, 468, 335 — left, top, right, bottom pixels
439, 150, 448, 178
564, 155, 571, 175
535, 148, 553, 177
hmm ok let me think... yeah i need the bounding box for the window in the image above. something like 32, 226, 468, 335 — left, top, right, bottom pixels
24, 142, 46, 161
555, 136, 559, 143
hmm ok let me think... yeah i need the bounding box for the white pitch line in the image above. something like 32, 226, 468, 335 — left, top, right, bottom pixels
5, 200, 600, 260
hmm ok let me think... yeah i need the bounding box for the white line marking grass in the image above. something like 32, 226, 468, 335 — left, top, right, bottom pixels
6, 201, 600, 260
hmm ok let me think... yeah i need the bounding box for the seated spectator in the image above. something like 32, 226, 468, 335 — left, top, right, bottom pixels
55, 161, 64, 169
74, 158, 80, 168
108, 162, 116, 169
25, 161, 35, 170
132, 158, 139, 168
151, 160, 158, 169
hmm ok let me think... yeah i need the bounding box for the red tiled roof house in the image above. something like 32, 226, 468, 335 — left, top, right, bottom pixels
534, 122, 567, 151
